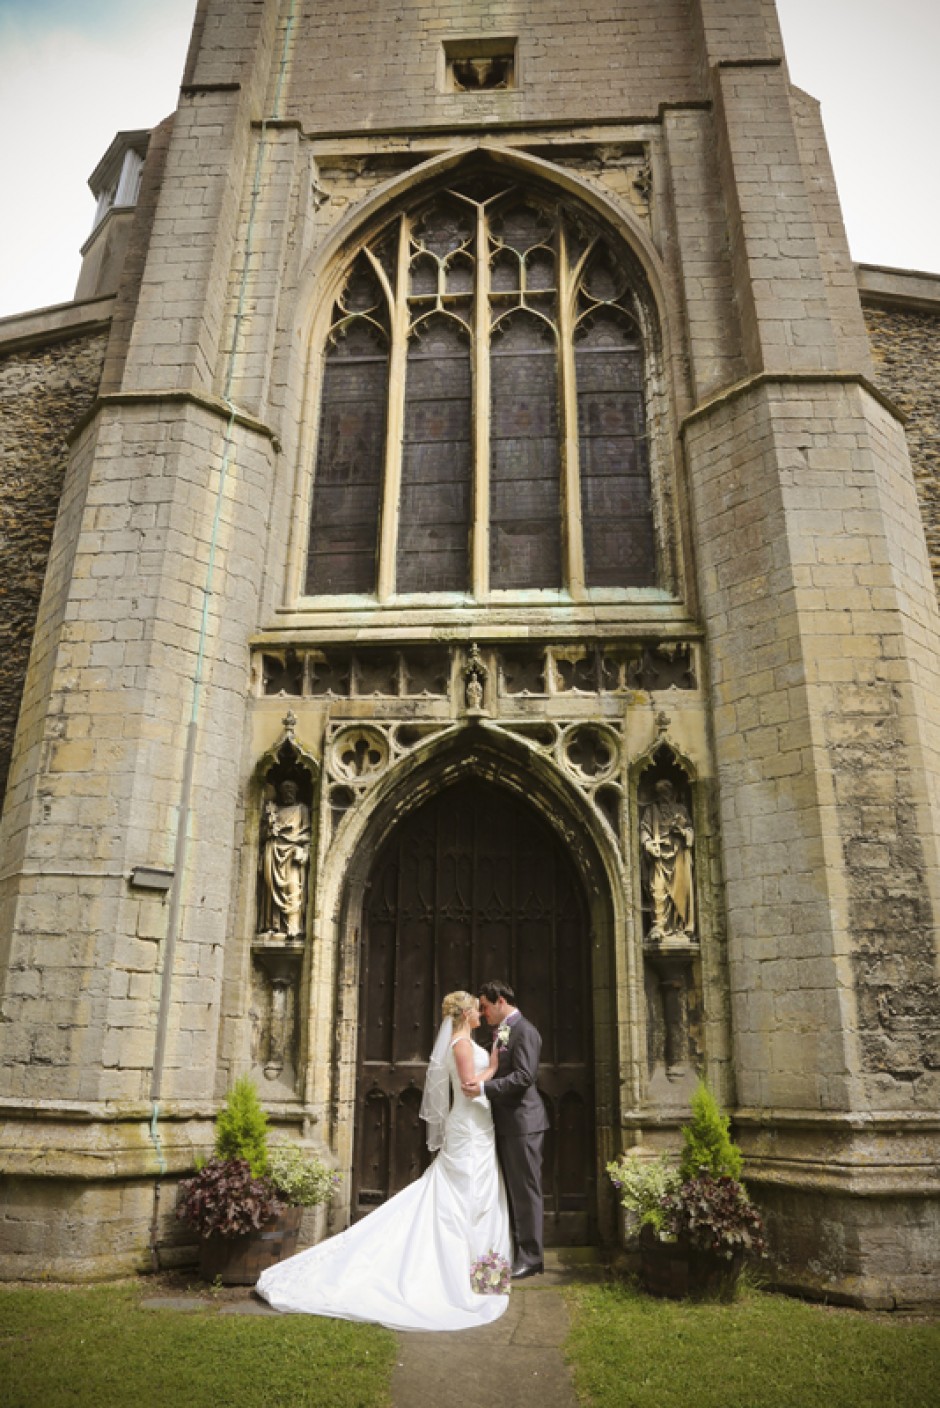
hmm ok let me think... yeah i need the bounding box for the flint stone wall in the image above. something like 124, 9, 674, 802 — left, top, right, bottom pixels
864, 305, 940, 593
0, 332, 108, 807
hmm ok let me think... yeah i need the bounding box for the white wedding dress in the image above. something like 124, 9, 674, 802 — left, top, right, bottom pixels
255, 1038, 511, 1331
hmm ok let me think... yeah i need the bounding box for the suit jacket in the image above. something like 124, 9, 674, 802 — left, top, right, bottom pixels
482, 1013, 549, 1137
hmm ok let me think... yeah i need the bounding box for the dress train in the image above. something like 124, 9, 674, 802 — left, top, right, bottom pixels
255, 1039, 511, 1331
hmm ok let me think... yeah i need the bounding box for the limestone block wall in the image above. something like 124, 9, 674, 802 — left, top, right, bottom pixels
0, 332, 108, 809
278, 0, 699, 132
685, 378, 940, 1111
0, 0, 286, 1119
0, 397, 277, 1104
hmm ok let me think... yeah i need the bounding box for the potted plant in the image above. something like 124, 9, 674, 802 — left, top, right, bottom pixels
605, 1149, 682, 1238
607, 1081, 766, 1300
177, 1077, 340, 1285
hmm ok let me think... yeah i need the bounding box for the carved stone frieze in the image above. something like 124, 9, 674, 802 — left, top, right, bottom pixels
496, 640, 698, 696
252, 640, 697, 703
256, 645, 451, 699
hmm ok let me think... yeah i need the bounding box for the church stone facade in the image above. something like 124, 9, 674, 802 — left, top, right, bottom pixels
1, 0, 939, 1306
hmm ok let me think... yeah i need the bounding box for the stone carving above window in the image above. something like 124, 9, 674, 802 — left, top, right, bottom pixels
444, 39, 516, 92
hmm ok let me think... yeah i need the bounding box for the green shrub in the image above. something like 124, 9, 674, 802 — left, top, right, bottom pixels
679, 1080, 743, 1181
214, 1077, 269, 1175
268, 1142, 342, 1207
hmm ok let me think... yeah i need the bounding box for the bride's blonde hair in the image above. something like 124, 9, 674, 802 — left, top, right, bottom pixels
441, 990, 476, 1023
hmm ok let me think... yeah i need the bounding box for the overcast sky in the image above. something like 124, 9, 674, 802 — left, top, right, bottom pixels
0, 0, 937, 320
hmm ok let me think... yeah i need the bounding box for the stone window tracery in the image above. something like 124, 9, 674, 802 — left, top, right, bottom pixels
304, 180, 659, 601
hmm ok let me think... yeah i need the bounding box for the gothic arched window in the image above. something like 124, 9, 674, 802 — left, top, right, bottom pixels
304, 182, 658, 600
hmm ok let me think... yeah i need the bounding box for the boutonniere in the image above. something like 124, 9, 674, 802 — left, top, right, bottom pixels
496, 1023, 511, 1049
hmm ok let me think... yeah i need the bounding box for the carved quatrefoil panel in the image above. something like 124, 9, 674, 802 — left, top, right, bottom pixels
323, 721, 455, 842
562, 724, 620, 783
495, 721, 625, 849
329, 727, 389, 781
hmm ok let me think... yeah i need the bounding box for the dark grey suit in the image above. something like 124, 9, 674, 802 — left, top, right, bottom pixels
483, 1012, 548, 1271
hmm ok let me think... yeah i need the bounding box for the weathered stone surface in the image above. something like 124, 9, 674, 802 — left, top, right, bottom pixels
865, 305, 940, 592
0, 332, 107, 807
0, 0, 939, 1307
758, 1181, 940, 1310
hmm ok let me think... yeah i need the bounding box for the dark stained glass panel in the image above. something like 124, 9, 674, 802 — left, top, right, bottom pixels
489, 313, 562, 589
576, 311, 657, 587
305, 320, 388, 595
397, 316, 472, 593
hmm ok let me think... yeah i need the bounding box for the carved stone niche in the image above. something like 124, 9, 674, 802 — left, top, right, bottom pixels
251, 719, 318, 1090
637, 746, 698, 1083
638, 748, 696, 945
255, 723, 317, 941
645, 947, 693, 1081
252, 943, 303, 1084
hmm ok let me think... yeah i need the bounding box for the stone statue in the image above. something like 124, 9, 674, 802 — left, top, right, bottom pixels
640, 779, 695, 939
463, 641, 487, 712
259, 780, 311, 937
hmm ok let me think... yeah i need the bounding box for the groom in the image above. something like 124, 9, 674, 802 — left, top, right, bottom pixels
462, 979, 548, 1279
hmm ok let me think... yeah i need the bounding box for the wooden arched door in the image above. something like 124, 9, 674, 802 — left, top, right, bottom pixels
352, 779, 596, 1243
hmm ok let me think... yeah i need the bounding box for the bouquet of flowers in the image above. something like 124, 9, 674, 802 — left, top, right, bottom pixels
470, 1249, 511, 1295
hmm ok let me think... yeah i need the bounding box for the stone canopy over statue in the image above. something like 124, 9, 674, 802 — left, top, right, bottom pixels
640, 778, 695, 941
259, 779, 311, 937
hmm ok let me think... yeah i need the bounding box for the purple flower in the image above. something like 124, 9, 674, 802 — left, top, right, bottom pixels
470, 1250, 511, 1295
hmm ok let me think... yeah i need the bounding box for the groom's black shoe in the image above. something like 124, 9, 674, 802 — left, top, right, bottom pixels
511, 1260, 543, 1280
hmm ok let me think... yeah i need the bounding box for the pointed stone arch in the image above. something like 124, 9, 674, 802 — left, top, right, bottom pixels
295, 142, 675, 347
284, 143, 685, 604
305, 720, 640, 1246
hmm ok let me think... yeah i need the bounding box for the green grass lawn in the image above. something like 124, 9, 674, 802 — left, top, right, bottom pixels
564, 1281, 940, 1408
0, 1283, 396, 1408
3, 1277, 939, 1408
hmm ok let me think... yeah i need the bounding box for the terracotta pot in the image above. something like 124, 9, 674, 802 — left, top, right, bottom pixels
198, 1205, 304, 1285
639, 1225, 744, 1301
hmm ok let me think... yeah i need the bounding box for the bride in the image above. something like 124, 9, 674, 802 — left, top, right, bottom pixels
255, 991, 512, 1331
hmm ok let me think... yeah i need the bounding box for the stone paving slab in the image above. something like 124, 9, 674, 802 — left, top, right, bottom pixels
140, 1296, 207, 1312
219, 1299, 278, 1315
392, 1287, 577, 1406
392, 1253, 597, 1408
141, 1291, 279, 1316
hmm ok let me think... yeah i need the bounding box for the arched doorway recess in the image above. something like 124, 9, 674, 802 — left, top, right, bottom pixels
352, 777, 596, 1245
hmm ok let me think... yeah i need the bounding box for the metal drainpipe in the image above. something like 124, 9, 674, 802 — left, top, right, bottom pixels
147, 0, 297, 1269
